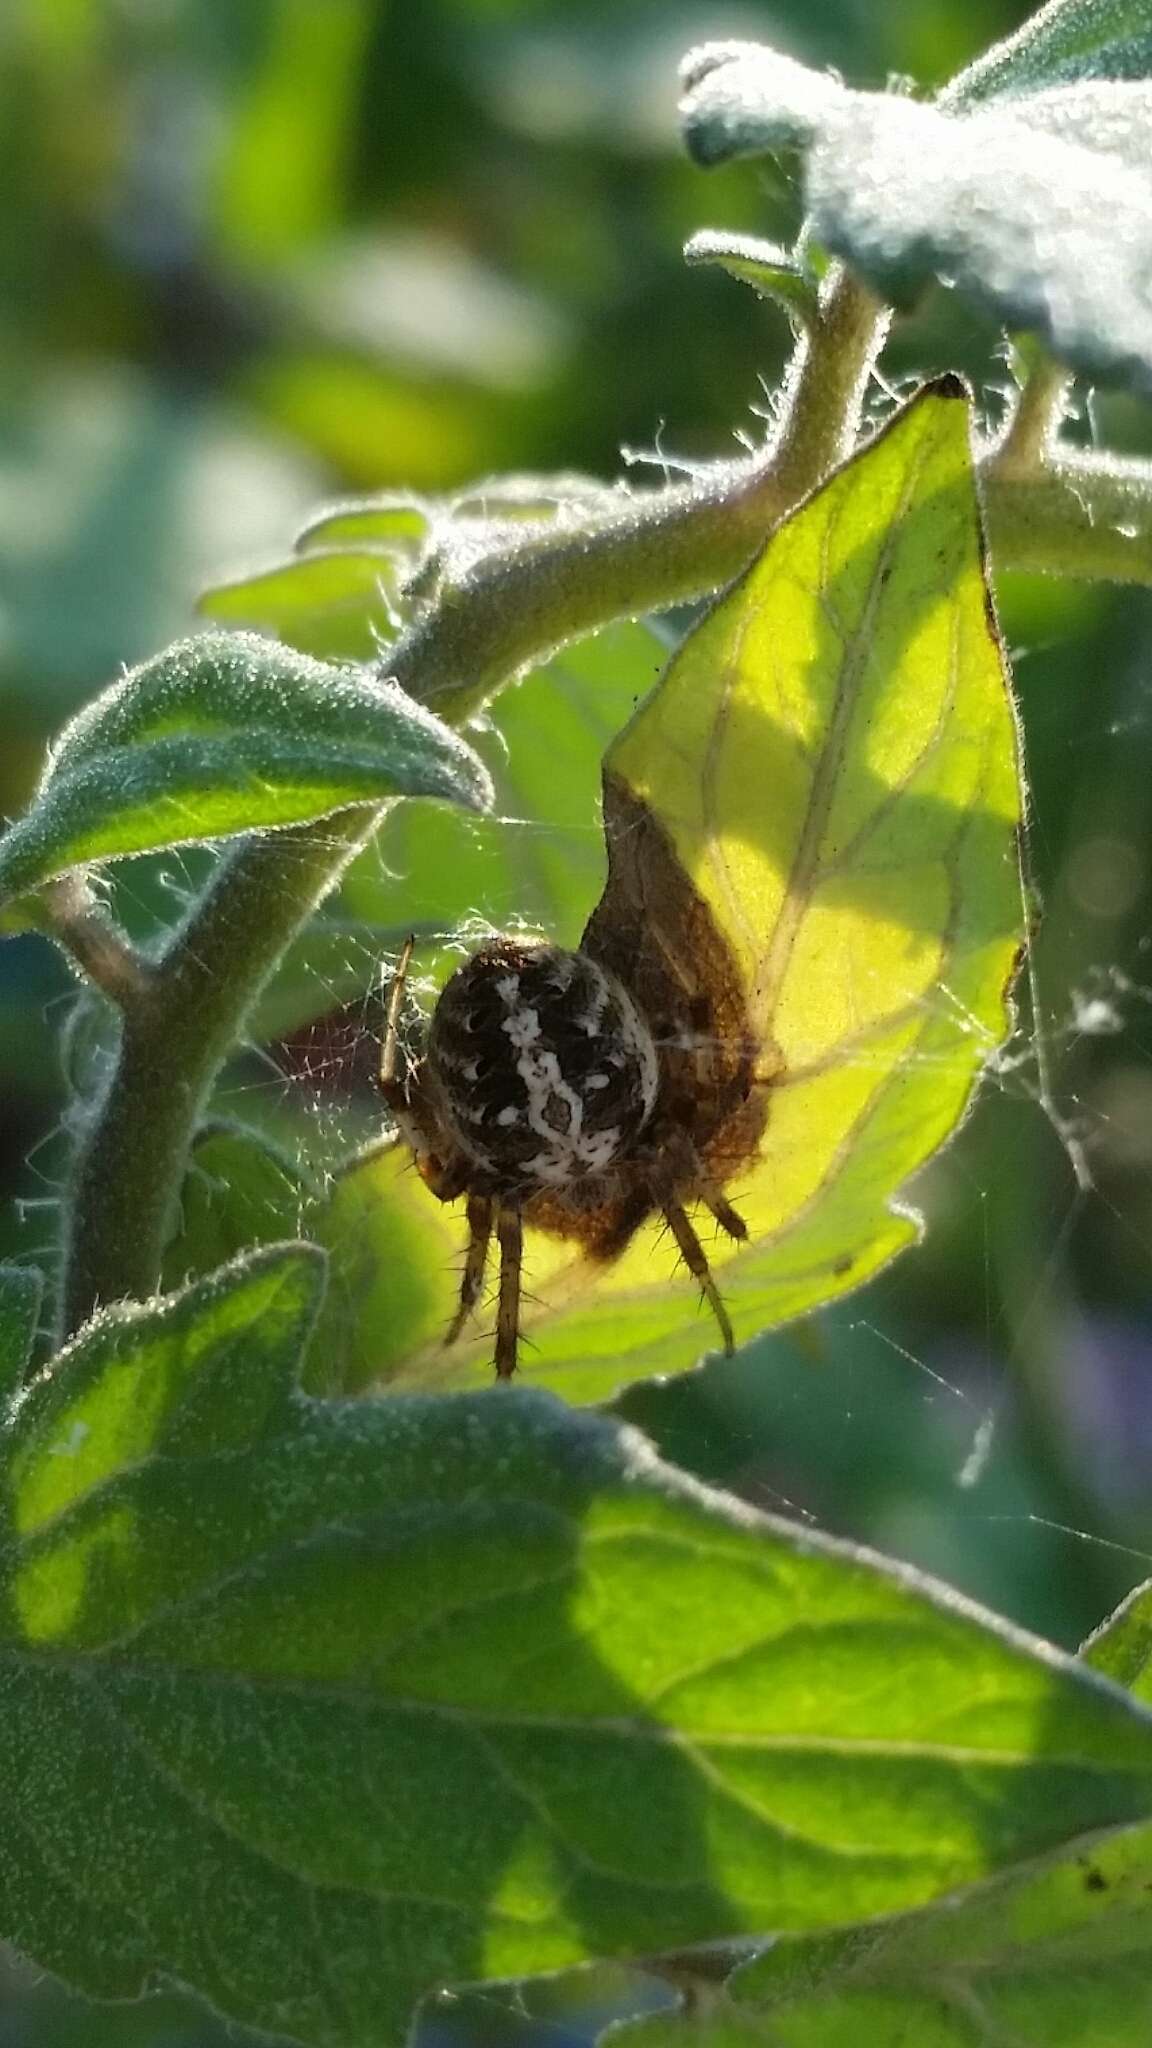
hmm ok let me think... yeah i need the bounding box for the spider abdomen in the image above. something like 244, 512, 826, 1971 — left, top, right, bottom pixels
427, 937, 659, 1191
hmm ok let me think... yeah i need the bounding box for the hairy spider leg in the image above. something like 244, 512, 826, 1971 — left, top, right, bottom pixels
662, 1198, 735, 1354
705, 1189, 749, 1240
379, 932, 416, 1113
445, 1193, 494, 1346
675, 999, 756, 1244
495, 1202, 524, 1379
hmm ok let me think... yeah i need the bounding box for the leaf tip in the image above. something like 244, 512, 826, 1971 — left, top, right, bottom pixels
923, 369, 972, 405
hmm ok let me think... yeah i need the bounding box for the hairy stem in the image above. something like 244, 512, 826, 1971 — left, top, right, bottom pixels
994, 353, 1072, 476
41, 876, 152, 1008
399, 267, 890, 726
59, 813, 376, 1333
985, 449, 1152, 583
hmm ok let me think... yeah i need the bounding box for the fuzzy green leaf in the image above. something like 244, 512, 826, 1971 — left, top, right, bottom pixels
684, 231, 819, 327
295, 475, 612, 557
0, 631, 491, 906
948, 75, 1152, 170
0, 898, 45, 937
294, 495, 431, 553
680, 43, 844, 163
680, 42, 1152, 389
203, 477, 624, 670
1083, 1578, 1152, 1698
7, 1247, 1152, 2048
160, 1125, 313, 1296
946, 0, 1152, 107
198, 551, 402, 662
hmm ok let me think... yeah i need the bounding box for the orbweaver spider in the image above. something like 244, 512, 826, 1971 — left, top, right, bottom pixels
380, 775, 777, 1378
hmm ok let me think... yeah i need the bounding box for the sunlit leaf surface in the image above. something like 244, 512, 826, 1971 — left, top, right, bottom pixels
198, 551, 402, 662
5, 1247, 1152, 2048
318, 386, 1022, 1402
294, 495, 431, 553
1083, 1577, 1152, 1700
611, 1811, 1152, 2048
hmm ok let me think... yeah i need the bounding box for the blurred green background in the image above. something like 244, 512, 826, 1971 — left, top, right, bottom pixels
5, 0, 1152, 2041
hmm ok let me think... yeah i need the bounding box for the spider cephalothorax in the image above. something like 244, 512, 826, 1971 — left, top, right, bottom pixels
381, 776, 778, 1378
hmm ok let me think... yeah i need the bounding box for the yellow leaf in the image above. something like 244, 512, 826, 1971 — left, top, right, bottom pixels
316, 380, 1024, 1404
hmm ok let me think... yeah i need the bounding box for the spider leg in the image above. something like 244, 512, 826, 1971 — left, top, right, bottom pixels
663, 1132, 749, 1244
494, 1201, 524, 1380
663, 1198, 735, 1354
444, 1193, 493, 1346
705, 1190, 748, 1241
379, 933, 416, 1114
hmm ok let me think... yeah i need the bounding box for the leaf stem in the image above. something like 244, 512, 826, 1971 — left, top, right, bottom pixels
983, 349, 1152, 580
396, 266, 890, 727
994, 354, 1072, 476
41, 876, 153, 1007
985, 448, 1152, 583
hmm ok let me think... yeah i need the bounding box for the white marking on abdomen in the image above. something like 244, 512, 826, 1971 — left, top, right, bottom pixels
502, 1004, 541, 1050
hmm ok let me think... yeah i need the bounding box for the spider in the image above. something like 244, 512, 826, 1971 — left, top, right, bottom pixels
380, 774, 778, 1377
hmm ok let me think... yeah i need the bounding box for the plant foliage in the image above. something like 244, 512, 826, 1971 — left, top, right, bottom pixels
4, 1250, 1152, 2047
1, 0, 1152, 2043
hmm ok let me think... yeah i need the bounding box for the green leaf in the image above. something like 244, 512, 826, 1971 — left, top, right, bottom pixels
946, 0, 1152, 107
198, 551, 403, 662
611, 1813, 1152, 2048
684, 231, 819, 328
295, 475, 612, 556
295, 494, 431, 553
0, 893, 52, 937
7, 1245, 1152, 2048
680, 42, 1152, 389
210, 0, 372, 264
0, 631, 491, 906
204, 476, 624, 670
1083, 1578, 1152, 1698
0, 1265, 42, 1403
160, 1124, 313, 1296
441, 471, 617, 523
323, 386, 1023, 1403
